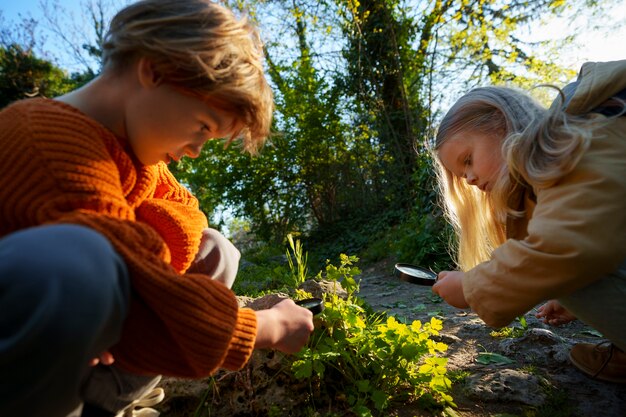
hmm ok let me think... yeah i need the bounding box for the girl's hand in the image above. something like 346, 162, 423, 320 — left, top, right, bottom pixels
89, 351, 114, 367
432, 270, 470, 309
254, 299, 315, 354
535, 299, 577, 326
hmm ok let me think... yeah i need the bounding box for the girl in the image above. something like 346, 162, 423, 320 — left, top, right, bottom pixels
431, 60, 626, 384
0, 1, 314, 416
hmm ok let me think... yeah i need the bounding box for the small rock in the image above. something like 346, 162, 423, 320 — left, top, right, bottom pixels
465, 369, 546, 406
499, 328, 574, 365
241, 293, 290, 310
236, 296, 255, 308
299, 279, 347, 299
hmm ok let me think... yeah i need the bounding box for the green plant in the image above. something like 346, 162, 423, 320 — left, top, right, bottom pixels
490, 316, 529, 339
286, 233, 309, 288
316, 253, 361, 296
267, 405, 283, 417
290, 255, 454, 416
447, 369, 471, 385
475, 345, 515, 366
192, 377, 216, 417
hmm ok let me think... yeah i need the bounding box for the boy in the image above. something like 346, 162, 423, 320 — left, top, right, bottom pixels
0, 1, 314, 416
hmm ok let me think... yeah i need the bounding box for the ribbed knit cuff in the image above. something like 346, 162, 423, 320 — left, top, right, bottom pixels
221, 308, 257, 370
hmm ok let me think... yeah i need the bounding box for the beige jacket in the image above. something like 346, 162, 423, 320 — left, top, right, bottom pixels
463, 60, 626, 328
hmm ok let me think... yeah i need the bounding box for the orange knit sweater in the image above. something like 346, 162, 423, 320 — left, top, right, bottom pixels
0, 98, 257, 377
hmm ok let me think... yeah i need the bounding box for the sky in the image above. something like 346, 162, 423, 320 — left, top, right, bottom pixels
2, 0, 626, 73
0, 0, 129, 72
525, 1, 626, 67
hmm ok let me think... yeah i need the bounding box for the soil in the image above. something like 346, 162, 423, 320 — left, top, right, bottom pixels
157, 258, 626, 417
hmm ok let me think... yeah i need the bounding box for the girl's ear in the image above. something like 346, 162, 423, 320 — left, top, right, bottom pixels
136, 57, 163, 88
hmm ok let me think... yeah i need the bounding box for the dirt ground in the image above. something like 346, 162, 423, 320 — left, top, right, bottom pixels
356, 259, 626, 417
158, 259, 626, 417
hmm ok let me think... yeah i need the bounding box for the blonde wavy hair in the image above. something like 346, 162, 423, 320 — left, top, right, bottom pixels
102, 0, 273, 154
433, 86, 595, 270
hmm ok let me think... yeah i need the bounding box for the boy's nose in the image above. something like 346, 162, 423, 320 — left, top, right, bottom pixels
185, 146, 202, 159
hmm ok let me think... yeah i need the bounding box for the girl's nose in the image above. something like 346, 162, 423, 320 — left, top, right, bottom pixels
465, 172, 478, 185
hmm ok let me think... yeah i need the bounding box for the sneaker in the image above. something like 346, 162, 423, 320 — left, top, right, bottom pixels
115, 387, 165, 417
569, 341, 626, 384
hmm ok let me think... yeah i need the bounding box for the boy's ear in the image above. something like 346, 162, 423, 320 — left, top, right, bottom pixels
136, 57, 162, 88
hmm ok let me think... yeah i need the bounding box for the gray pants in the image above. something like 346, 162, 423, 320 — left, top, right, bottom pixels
0, 225, 131, 417
559, 257, 626, 351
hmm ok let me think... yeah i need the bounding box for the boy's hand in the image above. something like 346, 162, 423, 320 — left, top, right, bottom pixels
254, 299, 315, 353
432, 270, 469, 309
535, 299, 577, 326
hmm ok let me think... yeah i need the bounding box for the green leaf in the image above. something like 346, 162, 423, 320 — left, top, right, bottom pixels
371, 390, 388, 411
292, 359, 312, 378
312, 359, 326, 377
356, 379, 370, 393
352, 404, 373, 417
576, 329, 603, 338
475, 352, 515, 365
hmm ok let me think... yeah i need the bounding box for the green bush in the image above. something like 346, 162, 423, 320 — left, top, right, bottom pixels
291, 254, 454, 416
233, 243, 293, 296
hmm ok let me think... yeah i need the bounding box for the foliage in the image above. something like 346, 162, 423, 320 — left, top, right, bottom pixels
0, 7, 102, 107
340, 0, 426, 210
0, 44, 74, 107
307, 151, 453, 271
291, 254, 454, 415
172, 0, 390, 242
359, 202, 453, 270
169, 137, 309, 242
447, 369, 471, 385
233, 262, 292, 296
172, 0, 615, 263
303, 207, 406, 269
231, 243, 293, 296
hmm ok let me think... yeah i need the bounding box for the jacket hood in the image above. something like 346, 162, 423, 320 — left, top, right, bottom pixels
566, 60, 626, 115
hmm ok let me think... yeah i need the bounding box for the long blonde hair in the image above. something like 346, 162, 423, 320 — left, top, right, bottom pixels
434, 86, 594, 270
102, 0, 273, 154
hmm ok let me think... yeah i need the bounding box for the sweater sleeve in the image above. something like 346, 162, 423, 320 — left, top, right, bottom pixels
134, 163, 210, 273
463, 120, 626, 328
0, 101, 257, 377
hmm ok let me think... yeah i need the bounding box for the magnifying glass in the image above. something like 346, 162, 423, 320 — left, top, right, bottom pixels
394, 263, 438, 286
295, 297, 325, 315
